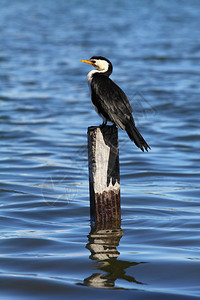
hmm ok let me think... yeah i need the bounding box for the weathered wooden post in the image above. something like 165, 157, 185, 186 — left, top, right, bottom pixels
88, 125, 121, 225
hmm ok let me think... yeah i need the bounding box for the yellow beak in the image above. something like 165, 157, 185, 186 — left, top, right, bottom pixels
81, 59, 95, 66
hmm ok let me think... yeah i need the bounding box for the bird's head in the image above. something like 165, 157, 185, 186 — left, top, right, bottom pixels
81, 56, 113, 76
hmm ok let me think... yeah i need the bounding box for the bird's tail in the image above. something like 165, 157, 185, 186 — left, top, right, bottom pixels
125, 121, 151, 152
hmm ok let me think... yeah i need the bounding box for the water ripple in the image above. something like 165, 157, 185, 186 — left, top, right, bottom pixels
1, 0, 200, 299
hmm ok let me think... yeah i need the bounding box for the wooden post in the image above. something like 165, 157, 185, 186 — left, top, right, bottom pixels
88, 125, 120, 225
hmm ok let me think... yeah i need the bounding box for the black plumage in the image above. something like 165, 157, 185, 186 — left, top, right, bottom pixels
81, 56, 150, 152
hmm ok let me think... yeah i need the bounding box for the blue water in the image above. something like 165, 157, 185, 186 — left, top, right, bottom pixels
0, 0, 200, 299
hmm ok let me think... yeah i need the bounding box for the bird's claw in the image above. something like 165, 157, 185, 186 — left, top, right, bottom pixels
99, 121, 107, 128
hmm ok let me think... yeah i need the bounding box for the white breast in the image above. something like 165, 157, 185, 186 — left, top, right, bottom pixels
87, 70, 96, 90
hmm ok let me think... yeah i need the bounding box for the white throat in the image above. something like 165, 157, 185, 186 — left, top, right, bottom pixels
87, 69, 100, 86
87, 60, 109, 86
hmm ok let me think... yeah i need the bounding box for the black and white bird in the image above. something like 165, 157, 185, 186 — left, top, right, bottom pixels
81, 56, 150, 152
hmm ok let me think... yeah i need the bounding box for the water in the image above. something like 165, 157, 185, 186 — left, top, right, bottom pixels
0, 0, 200, 299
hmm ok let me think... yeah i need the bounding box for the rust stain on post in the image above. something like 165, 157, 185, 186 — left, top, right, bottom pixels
88, 125, 121, 225
95, 190, 121, 224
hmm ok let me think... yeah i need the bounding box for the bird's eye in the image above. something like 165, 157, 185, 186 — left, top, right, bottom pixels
91, 60, 96, 64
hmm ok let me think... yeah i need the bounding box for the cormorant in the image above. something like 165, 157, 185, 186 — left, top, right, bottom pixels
81, 56, 150, 152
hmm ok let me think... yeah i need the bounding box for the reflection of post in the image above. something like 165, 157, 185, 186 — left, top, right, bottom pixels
85, 224, 123, 288
88, 125, 120, 224
87, 224, 123, 261
83, 224, 145, 289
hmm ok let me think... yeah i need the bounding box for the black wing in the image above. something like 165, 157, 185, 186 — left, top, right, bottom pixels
91, 74, 134, 129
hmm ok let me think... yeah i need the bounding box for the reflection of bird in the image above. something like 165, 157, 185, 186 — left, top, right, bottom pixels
81, 56, 150, 152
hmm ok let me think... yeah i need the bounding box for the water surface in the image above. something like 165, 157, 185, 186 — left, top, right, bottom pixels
0, 0, 200, 299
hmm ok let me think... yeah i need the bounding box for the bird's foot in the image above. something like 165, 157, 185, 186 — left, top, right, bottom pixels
99, 120, 107, 128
